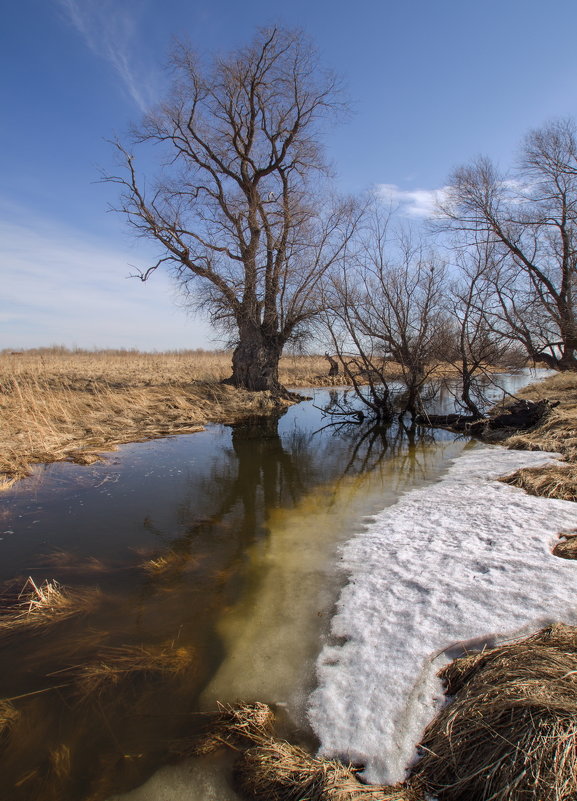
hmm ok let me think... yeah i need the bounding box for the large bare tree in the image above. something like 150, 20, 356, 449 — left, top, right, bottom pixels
441, 119, 577, 370
110, 28, 356, 393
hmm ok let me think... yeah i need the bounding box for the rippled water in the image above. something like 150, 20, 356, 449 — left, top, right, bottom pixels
0, 373, 546, 800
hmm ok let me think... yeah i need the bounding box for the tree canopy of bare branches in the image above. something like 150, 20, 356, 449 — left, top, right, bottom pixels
324, 205, 448, 420
441, 118, 577, 371
109, 28, 357, 393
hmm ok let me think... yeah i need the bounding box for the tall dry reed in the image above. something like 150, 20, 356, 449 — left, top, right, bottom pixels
0, 347, 311, 489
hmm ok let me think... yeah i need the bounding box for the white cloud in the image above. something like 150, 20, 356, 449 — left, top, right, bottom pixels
57, 0, 159, 112
376, 183, 451, 218
0, 206, 213, 350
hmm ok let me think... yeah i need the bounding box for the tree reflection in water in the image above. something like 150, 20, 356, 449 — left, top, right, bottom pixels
0, 399, 456, 801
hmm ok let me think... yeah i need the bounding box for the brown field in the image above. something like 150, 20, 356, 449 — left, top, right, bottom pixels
0, 347, 341, 490
501, 372, 577, 502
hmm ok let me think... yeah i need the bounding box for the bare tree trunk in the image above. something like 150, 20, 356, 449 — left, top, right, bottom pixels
324, 352, 339, 376
225, 325, 285, 393
460, 365, 483, 418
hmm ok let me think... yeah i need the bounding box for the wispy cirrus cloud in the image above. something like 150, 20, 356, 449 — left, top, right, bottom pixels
376, 184, 451, 218
57, 0, 159, 112
0, 199, 212, 350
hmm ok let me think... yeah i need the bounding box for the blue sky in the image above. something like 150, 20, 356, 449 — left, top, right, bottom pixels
3, 0, 577, 350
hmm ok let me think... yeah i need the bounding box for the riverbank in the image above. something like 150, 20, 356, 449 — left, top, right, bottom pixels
2, 349, 571, 495
0, 347, 470, 491
0, 348, 325, 489
309, 444, 577, 787
501, 372, 577, 501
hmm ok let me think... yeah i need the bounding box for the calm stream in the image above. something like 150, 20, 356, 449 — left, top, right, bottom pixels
0, 374, 544, 801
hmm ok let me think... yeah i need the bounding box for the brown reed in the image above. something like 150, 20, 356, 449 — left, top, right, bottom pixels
414, 623, 577, 801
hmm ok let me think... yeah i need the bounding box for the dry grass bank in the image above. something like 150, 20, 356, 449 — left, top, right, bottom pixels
500, 372, 577, 502
414, 623, 577, 801
0, 348, 325, 490
171, 703, 419, 801
180, 627, 577, 801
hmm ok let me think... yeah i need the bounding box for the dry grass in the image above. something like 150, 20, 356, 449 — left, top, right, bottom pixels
171, 702, 420, 801
70, 643, 195, 700
499, 372, 577, 502
501, 463, 577, 502
36, 550, 110, 574
0, 347, 303, 490
234, 739, 419, 801
140, 550, 200, 577
413, 623, 577, 801
0, 699, 19, 743
0, 347, 488, 490
48, 744, 72, 783
0, 577, 100, 639
552, 530, 577, 559
171, 701, 276, 758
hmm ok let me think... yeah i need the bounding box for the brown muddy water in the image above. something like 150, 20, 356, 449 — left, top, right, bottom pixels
0, 376, 543, 801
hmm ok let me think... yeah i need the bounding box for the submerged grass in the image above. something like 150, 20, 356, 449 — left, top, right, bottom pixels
414, 623, 577, 801
499, 372, 577, 502
141, 550, 200, 577
0, 700, 19, 743
0, 578, 100, 639
70, 644, 195, 701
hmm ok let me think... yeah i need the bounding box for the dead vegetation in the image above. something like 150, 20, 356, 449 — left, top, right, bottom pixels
70, 644, 195, 700
0, 347, 304, 490
0, 578, 100, 639
0, 347, 481, 490
170, 702, 276, 758
141, 550, 199, 577
414, 623, 577, 801
0, 700, 19, 743
499, 372, 577, 502
174, 627, 577, 801
234, 739, 416, 801
552, 530, 577, 559
501, 463, 577, 501
172, 702, 420, 801
36, 550, 109, 574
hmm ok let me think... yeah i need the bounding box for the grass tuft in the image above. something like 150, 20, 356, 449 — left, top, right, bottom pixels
552, 530, 577, 559
234, 738, 418, 801
171, 702, 275, 758
0, 577, 99, 639
414, 623, 577, 801
172, 702, 421, 801
500, 464, 577, 502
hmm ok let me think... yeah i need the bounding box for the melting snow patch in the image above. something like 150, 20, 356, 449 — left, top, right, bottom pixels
308, 443, 577, 785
